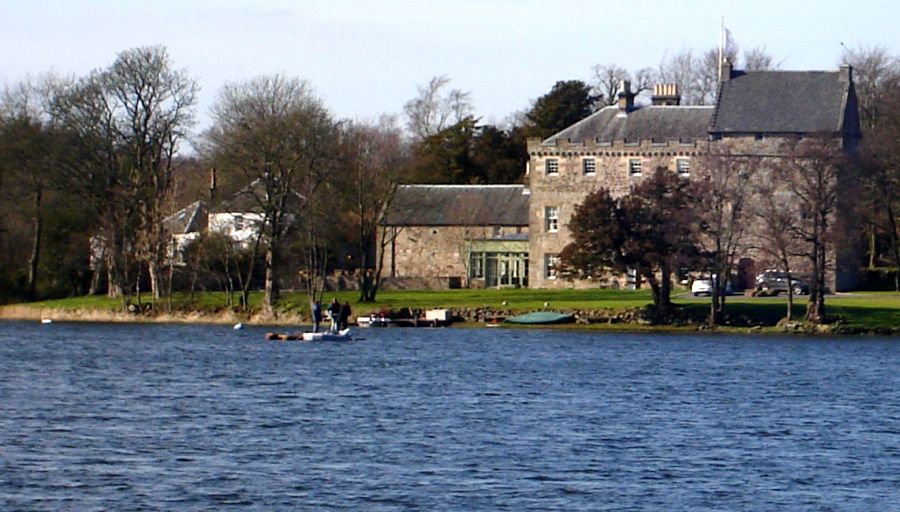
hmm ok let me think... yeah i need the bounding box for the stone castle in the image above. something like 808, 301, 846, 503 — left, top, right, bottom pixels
381, 64, 861, 291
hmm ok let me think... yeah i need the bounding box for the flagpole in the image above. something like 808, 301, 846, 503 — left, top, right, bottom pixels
718, 16, 724, 82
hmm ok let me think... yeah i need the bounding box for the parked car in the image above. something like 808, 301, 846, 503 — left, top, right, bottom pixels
755, 271, 809, 296
691, 276, 733, 296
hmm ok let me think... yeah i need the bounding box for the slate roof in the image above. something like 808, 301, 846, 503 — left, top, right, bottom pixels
210, 179, 306, 214
382, 185, 529, 227
163, 201, 207, 234
544, 105, 714, 144
711, 70, 852, 133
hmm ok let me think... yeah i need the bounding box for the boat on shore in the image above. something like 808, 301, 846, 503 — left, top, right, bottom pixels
356, 308, 452, 328
504, 312, 575, 325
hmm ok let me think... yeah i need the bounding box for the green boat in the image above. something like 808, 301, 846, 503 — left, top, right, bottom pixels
504, 312, 575, 325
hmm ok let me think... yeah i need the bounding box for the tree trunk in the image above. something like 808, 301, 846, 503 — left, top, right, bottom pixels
867, 226, 877, 269
106, 248, 124, 299
659, 265, 672, 319
785, 284, 794, 322
89, 265, 104, 296
148, 260, 162, 301
885, 202, 900, 292
27, 188, 43, 300
263, 245, 279, 312
805, 242, 827, 324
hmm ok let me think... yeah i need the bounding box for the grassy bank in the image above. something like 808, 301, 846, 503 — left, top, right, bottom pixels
2, 289, 898, 333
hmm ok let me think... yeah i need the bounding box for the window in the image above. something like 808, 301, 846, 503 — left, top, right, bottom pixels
545, 158, 559, 175
676, 158, 690, 177
544, 253, 560, 279
628, 158, 642, 177
469, 252, 485, 278
545, 206, 559, 232
583, 158, 596, 175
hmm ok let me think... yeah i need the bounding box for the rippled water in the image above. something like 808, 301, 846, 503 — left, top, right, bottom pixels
1, 321, 898, 510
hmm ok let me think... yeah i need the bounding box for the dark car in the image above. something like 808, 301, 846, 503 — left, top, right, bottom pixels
755, 271, 809, 296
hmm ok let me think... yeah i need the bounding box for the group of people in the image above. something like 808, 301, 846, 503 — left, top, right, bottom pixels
310, 298, 351, 333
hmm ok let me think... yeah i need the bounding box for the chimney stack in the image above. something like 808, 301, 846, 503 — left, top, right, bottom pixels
617, 80, 635, 111
720, 59, 734, 82
651, 84, 680, 106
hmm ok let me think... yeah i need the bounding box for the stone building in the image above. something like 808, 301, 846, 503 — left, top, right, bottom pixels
527, 64, 860, 290
527, 82, 714, 288
380, 185, 529, 288
381, 65, 861, 291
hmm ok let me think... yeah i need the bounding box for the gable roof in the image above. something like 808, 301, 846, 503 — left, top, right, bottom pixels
210, 179, 306, 214
711, 70, 853, 134
382, 185, 529, 227
544, 105, 713, 144
163, 201, 207, 234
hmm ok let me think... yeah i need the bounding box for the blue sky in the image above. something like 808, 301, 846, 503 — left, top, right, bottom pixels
2, 0, 897, 130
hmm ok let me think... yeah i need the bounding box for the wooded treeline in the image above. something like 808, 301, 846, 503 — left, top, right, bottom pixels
0, 43, 897, 313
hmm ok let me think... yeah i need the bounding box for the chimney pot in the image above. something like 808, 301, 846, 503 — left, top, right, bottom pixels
651, 84, 680, 106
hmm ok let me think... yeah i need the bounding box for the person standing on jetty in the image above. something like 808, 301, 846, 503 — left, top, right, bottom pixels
327, 298, 341, 333
339, 302, 351, 330
311, 300, 322, 333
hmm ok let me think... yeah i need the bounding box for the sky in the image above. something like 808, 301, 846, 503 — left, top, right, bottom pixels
2, 0, 898, 132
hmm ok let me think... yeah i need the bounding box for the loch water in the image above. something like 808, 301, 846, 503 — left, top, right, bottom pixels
1, 321, 898, 511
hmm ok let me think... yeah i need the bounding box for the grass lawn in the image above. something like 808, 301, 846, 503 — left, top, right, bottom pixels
13, 289, 900, 331
678, 292, 900, 330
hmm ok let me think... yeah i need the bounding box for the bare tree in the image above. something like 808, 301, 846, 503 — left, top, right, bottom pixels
106, 47, 198, 303
48, 47, 197, 305
752, 169, 804, 321
206, 75, 337, 313
658, 48, 702, 105
590, 63, 630, 106
840, 44, 899, 133
0, 79, 61, 299
743, 46, 778, 71
858, 72, 900, 289
696, 152, 757, 324
403, 75, 472, 140
336, 116, 409, 302
656, 43, 773, 106
840, 46, 899, 273
589, 63, 656, 106
777, 137, 845, 323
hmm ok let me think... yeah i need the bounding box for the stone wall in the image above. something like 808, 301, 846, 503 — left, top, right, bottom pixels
381, 225, 526, 285
526, 137, 706, 288
525, 134, 860, 291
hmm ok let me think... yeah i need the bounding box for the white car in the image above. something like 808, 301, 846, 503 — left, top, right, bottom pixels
691, 277, 733, 296
691, 278, 713, 296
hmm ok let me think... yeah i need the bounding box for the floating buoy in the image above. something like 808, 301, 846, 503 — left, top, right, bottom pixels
233, 322, 243, 330
41, 318, 52, 324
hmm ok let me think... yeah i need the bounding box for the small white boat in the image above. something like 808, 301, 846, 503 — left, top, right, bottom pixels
302, 328, 352, 342
356, 315, 392, 328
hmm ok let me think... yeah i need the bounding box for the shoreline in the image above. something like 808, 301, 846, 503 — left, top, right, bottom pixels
0, 304, 305, 327
2, 304, 897, 336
